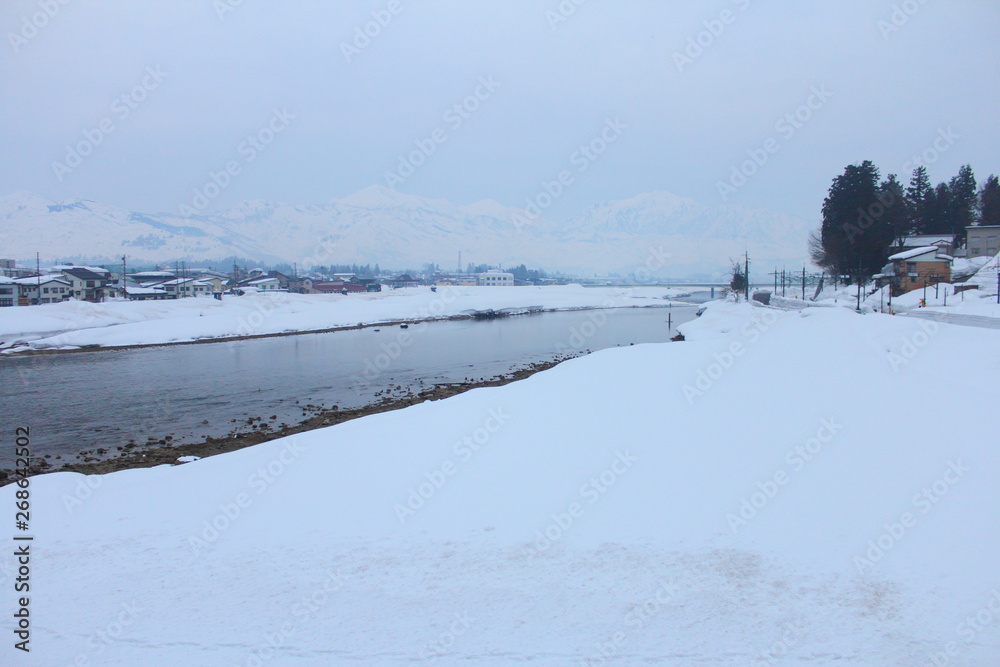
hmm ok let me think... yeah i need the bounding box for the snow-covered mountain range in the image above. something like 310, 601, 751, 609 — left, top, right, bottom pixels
0, 187, 812, 278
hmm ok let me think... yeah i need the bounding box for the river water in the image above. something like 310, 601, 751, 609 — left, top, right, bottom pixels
0, 301, 705, 467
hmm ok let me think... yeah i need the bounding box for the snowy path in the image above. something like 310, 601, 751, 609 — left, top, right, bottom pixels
898, 309, 1000, 330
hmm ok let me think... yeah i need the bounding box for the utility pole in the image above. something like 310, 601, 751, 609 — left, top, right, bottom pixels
35, 252, 40, 305
856, 263, 862, 311
121, 254, 127, 298
744, 251, 749, 301
801, 267, 806, 301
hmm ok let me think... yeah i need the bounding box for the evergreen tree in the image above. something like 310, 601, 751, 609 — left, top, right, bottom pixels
947, 164, 977, 243
880, 173, 911, 247
817, 161, 893, 282
977, 175, 1000, 227
923, 182, 952, 235
906, 166, 933, 234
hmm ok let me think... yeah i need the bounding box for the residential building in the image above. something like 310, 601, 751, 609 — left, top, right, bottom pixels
59, 267, 111, 302
966, 225, 1000, 258
0, 276, 20, 307
121, 284, 171, 301
245, 277, 282, 291
159, 277, 199, 297
14, 275, 72, 304
476, 269, 514, 286
887, 246, 952, 295
895, 235, 955, 257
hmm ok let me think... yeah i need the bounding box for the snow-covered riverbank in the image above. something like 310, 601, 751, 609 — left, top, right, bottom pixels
5, 301, 999, 664
0, 285, 692, 353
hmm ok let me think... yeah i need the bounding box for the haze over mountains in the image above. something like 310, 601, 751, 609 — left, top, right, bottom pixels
0, 186, 811, 278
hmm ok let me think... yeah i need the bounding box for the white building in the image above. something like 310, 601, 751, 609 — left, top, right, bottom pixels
13, 275, 72, 304
0, 276, 20, 307
477, 269, 514, 286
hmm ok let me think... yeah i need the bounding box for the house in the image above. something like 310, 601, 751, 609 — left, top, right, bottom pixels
894, 235, 956, 257
476, 269, 514, 286
267, 271, 294, 289
159, 277, 200, 297
58, 267, 111, 302
0, 276, 20, 307
966, 225, 1000, 258
245, 277, 282, 291
192, 280, 215, 296
195, 275, 228, 292
130, 271, 176, 287
14, 275, 72, 304
390, 274, 422, 288
887, 246, 952, 295
121, 284, 171, 301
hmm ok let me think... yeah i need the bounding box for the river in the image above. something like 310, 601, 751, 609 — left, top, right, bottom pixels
0, 300, 706, 468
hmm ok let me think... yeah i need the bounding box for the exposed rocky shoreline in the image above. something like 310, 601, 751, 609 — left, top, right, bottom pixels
0, 355, 580, 483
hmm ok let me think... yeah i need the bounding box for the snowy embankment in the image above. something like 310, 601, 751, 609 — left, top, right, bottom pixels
5, 301, 1000, 664
0, 285, 689, 353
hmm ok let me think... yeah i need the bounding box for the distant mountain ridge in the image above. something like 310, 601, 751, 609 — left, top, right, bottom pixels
0, 186, 811, 278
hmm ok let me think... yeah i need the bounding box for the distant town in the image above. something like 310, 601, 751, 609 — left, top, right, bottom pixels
0, 259, 571, 307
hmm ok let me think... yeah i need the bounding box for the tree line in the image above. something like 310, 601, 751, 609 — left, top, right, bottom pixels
810, 161, 1000, 281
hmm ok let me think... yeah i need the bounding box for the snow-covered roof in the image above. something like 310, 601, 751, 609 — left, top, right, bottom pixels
160, 277, 197, 285
901, 235, 952, 245
247, 277, 279, 285
13, 274, 70, 285
130, 271, 175, 278
124, 285, 167, 295
887, 246, 949, 261
51, 264, 110, 274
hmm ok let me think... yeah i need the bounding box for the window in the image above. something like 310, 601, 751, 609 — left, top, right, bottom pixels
43, 287, 49, 293
906, 262, 917, 276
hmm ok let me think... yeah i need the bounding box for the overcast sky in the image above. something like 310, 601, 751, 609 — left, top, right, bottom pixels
1, 0, 997, 223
